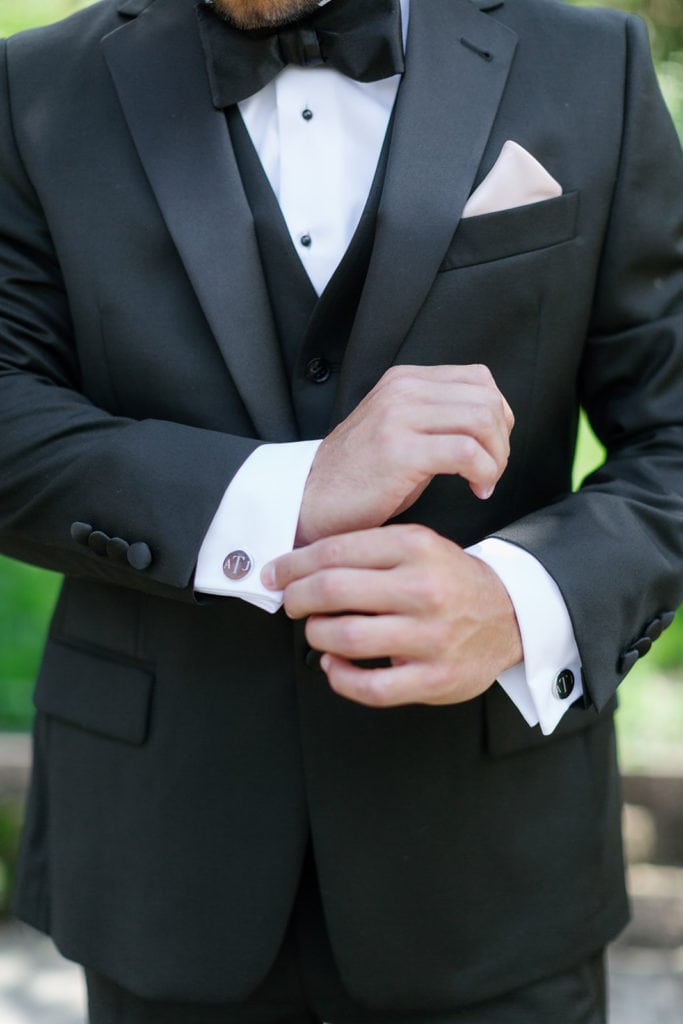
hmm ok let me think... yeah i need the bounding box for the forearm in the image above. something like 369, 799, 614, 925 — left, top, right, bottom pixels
0, 370, 260, 598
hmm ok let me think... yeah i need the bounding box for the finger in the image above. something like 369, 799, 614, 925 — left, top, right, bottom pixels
320, 653, 451, 708
367, 387, 511, 496
404, 432, 503, 498
284, 568, 401, 619
389, 394, 511, 474
375, 362, 499, 392
282, 526, 464, 618
264, 525, 417, 591
375, 365, 514, 434
305, 613, 425, 661
373, 377, 513, 442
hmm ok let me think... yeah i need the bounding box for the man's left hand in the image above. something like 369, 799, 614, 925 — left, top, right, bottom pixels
263, 524, 523, 708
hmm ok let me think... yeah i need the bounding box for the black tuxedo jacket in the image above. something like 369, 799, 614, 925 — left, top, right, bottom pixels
2, 0, 683, 1012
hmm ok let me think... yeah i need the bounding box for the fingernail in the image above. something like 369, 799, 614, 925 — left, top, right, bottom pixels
320, 654, 331, 673
479, 485, 494, 500
261, 563, 276, 588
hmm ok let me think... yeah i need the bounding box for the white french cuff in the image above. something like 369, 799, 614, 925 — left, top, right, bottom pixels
194, 440, 322, 612
467, 537, 584, 735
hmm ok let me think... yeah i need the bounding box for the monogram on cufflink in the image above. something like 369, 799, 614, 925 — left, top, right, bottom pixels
223, 550, 253, 581
552, 669, 575, 700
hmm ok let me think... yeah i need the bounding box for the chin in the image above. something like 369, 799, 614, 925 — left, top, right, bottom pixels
211, 0, 322, 31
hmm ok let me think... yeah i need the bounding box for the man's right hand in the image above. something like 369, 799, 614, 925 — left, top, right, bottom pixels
295, 364, 514, 546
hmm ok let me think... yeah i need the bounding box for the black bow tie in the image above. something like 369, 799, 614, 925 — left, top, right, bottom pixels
196, 0, 405, 108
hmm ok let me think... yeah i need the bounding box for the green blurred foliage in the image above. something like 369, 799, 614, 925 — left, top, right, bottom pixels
575, 0, 683, 133
0, 0, 681, 773
588, 0, 683, 60
0, 800, 22, 914
0, 0, 92, 36
0, 557, 61, 730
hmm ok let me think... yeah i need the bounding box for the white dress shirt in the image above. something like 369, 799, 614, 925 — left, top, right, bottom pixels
194, 0, 583, 734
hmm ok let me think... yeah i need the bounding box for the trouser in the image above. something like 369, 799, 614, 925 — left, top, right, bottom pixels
86, 850, 607, 1024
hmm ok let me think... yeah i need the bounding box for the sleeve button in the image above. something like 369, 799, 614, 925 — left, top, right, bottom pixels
87, 530, 110, 555
70, 522, 93, 545
619, 649, 640, 676
633, 636, 652, 658
106, 537, 130, 562
127, 542, 153, 570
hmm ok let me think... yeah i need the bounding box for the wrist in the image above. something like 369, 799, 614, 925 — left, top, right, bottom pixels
470, 555, 523, 675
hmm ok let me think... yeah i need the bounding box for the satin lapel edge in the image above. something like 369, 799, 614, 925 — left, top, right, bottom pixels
335, 0, 518, 420
103, 0, 297, 442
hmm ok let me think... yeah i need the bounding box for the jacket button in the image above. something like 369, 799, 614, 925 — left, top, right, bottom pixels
305, 647, 322, 671
305, 357, 331, 383
70, 522, 93, 546
127, 542, 153, 570
553, 668, 575, 700
88, 530, 109, 555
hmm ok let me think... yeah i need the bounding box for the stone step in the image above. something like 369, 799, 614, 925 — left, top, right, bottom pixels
608, 943, 683, 1024
618, 865, 683, 949
622, 774, 683, 864
0, 734, 30, 802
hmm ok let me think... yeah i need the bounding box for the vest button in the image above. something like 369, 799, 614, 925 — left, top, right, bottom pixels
305, 357, 331, 383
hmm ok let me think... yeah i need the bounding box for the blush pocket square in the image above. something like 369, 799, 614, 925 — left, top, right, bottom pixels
462, 140, 562, 219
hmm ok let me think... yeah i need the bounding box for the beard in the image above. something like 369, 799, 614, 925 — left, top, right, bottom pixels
210, 0, 322, 31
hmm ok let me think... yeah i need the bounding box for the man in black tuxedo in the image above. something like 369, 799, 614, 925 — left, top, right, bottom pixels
2, 0, 683, 1021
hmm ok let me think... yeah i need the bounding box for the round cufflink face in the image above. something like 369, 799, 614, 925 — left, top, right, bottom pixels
553, 668, 575, 701
222, 550, 253, 581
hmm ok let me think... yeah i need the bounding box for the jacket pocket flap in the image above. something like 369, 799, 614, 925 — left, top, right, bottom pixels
441, 190, 579, 271
34, 640, 154, 745
485, 680, 617, 757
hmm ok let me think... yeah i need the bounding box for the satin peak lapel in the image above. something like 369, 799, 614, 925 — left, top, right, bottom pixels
335, 0, 517, 421
104, 0, 298, 442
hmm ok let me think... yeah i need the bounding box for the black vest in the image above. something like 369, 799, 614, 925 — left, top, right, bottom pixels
227, 107, 391, 439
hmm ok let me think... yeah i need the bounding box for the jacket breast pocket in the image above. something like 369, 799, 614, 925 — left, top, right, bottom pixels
440, 190, 579, 271
34, 639, 155, 745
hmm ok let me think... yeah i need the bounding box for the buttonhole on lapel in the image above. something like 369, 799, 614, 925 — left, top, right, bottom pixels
460, 37, 493, 62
